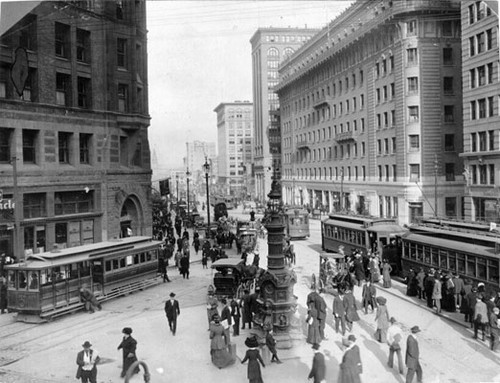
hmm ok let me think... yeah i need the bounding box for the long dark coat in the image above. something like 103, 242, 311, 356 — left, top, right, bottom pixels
241, 348, 265, 382
343, 292, 360, 322
308, 351, 326, 383
338, 344, 362, 383
117, 336, 139, 377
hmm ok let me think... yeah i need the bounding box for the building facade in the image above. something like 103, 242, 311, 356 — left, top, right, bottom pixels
213, 101, 253, 198
460, 1, 500, 222
250, 28, 319, 203
0, 0, 152, 260
276, 0, 464, 225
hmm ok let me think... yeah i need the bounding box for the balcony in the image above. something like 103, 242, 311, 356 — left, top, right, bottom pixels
313, 95, 331, 109
335, 131, 355, 143
296, 140, 310, 150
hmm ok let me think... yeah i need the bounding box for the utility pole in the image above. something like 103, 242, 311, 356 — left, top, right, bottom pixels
340, 167, 344, 211
434, 155, 438, 218
12, 156, 22, 262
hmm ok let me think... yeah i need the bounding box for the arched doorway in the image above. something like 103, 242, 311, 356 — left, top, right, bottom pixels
120, 196, 144, 237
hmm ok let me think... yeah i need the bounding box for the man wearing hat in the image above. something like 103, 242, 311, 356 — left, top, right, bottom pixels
405, 326, 422, 383
76, 341, 100, 383
386, 317, 404, 374
164, 292, 180, 335
307, 343, 325, 383
338, 334, 362, 383
117, 327, 139, 378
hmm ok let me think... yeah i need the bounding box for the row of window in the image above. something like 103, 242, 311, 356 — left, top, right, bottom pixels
469, 63, 495, 89
468, 1, 493, 25
470, 97, 496, 120
469, 29, 495, 57
470, 130, 495, 153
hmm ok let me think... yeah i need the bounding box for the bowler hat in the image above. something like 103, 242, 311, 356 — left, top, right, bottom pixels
312, 343, 320, 350
347, 334, 356, 342
82, 341, 92, 348
411, 326, 421, 334
169, 292, 176, 297
390, 317, 396, 323
122, 327, 133, 335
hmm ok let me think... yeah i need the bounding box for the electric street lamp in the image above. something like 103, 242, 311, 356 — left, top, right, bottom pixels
203, 157, 211, 228
186, 168, 191, 220
176, 175, 179, 214
340, 167, 344, 212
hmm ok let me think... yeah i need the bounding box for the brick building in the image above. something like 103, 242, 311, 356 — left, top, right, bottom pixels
0, 0, 152, 260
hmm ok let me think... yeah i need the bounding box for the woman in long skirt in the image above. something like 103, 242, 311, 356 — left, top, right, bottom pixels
382, 260, 393, 288
117, 327, 140, 378
209, 314, 235, 369
241, 337, 265, 383
306, 302, 322, 345
374, 297, 390, 343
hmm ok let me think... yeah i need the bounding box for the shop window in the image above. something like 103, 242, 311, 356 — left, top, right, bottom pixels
23, 193, 46, 218
55, 190, 94, 215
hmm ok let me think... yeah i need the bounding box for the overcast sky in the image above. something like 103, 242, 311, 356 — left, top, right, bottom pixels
147, 1, 354, 170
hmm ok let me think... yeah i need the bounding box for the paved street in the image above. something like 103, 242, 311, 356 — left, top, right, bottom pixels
0, 208, 499, 382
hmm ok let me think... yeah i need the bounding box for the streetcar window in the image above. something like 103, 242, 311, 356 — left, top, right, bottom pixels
140, 252, 145, 263
29, 272, 39, 290
431, 248, 439, 267
149, 250, 155, 261
466, 255, 476, 276
18, 271, 27, 289
105, 260, 112, 272
477, 258, 486, 280
439, 250, 448, 269
423, 247, 431, 264
41, 269, 50, 285
457, 254, 466, 274
448, 252, 456, 272
487, 259, 499, 283
7, 270, 16, 289
134, 254, 139, 264
79, 261, 91, 277
68, 263, 79, 279
112, 259, 119, 270
126, 255, 133, 266
120, 258, 126, 268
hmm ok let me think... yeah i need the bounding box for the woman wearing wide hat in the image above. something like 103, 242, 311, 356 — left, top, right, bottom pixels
209, 313, 235, 369
374, 296, 390, 343
241, 336, 265, 383
117, 327, 140, 378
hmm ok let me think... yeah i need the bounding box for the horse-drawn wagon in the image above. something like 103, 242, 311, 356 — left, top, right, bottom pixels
314, 252, 354, 294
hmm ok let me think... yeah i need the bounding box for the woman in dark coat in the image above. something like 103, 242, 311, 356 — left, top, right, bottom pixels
117, 327, 139, 378
306, 302, 322, 345
0, 280, 8, 314
209, 314, 235, 369
241, 337, 265, 383
343, 289, 360, 332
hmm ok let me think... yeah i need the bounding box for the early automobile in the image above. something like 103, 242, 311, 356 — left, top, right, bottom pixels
211, 258, 257, 299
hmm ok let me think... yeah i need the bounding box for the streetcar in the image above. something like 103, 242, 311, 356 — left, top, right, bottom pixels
284, 206, 310, 239
321, 213, 406, 274
401, 218, 500, 294
5, 236, 162, 322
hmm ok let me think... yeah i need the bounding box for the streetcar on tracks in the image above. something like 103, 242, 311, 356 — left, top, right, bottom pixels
284, 206, 310, 239
321, 213, 406, 274
401, 218, 500, 294
5, 236, 162, 322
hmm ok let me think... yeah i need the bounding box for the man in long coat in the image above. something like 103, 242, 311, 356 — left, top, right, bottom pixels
220, 298, 232, 348
164, 292, 180, 335
332, 290, 346, 335
405, 326, 423, 383
308, 343, 325, 383
338, 334, 362, 383
229, 296, 241, 336
240, 289, 253, 330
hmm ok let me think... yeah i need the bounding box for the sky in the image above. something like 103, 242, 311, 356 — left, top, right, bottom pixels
147, 0, 354, 170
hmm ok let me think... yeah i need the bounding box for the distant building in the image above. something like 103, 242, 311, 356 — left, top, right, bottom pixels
276, 0, 464, 224
213, 101, 253, 198
185, 140, 216, 179
0, 0, 151, 259
460, 1, 500, 222
250, 28, 319, 203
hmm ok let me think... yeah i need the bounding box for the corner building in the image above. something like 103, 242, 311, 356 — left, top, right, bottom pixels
460, 1, 500, 222
0, 0, 152, 259
276, 0, 464, 224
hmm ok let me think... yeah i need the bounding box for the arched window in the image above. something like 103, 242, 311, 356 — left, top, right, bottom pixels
267, 47, 279, 58
283, 47, 295, 60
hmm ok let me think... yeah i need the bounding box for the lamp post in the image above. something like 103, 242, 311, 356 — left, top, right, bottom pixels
203, 157, 211, 228
176, 175, 179, 214
434, 155, 438, 218
340, 167, 344, 211
186, 168, 191, 219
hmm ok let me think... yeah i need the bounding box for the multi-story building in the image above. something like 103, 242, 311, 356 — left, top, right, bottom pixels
213, 101, 253, 198
0, 0, 151, 260
276, 0, 464, 225
250, 28, 319, 203
185, 140, 216, 178
460, 1, 500, 222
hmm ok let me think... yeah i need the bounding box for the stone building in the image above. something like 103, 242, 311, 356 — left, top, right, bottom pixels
276, 0, 464, 224
250, 28, 319, 204
0, 0, 152, 260
460, 1, 500, 222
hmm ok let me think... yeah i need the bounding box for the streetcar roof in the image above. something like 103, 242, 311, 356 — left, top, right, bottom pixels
322, 218, 365, 230
5, 236, 162, 270
320, 252, 345, 259
366, 224, 406, 234
403, 232, 499, 257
